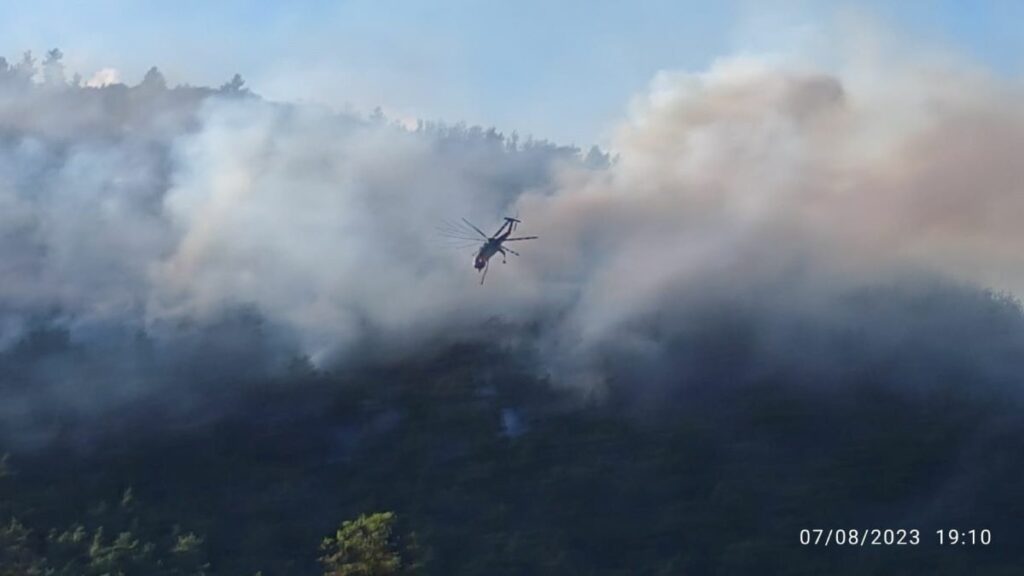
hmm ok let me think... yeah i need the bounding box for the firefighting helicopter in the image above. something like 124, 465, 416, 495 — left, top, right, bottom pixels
436, 217, 538, 284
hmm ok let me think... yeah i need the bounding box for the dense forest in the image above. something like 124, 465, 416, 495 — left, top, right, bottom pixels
2, 50, 1024, 574
4, 287, 1024, 574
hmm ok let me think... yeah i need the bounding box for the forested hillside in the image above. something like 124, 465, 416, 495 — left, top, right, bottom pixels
4, 288, 1024, 574
2, 49, 1024, 575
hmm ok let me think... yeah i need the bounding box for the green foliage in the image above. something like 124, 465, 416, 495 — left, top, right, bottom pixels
4, 330, 1024, 574
0, 517, 43, 575
120, 486, 136, 509
0, 461, 210, 576
320, 512, 421, 576
172, 531, 204, 555
42, 522, 211, 576
86, 528, 149, 573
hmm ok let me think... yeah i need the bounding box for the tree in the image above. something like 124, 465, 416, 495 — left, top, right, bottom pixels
42, 48, 65, 86
584, 145, 610, 169
14, 51, 35, 84
0, 518, 42, 576
139, 66, 167, 90
0, 58, 13, 84
219, 73, 248, 95
320, 512, 422, 576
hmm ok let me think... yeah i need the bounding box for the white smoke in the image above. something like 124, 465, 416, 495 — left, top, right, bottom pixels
85, 68, 121, 87
1, 40, 1023, 442
510, 54, 1024, 379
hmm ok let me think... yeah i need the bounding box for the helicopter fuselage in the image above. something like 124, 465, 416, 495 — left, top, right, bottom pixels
474, 233, 510, 270
458, 217, 535, 283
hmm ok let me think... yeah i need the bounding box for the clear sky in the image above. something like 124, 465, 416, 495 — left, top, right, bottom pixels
1, 0, 1021, 145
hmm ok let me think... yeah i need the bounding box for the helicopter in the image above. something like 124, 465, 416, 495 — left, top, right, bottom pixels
436, 217, 538, 284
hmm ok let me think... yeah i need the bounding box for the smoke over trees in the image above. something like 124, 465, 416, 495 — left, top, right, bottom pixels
0, 48, 589, 447
0, 43, 1023, 573
0, 43, 1023, 443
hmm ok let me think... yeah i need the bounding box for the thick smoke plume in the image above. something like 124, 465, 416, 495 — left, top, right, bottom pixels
1, 47, 1023, 446
516, 55, 1024, 392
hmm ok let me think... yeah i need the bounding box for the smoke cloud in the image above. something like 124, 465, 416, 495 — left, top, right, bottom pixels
513, 54, 1024, 392
1, 44, 1023, 446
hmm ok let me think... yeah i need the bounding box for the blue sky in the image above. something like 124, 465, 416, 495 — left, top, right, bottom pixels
1, 1, 1021, 145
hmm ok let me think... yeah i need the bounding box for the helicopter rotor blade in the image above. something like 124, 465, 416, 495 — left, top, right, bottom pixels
436, 225, 472, 237
503, 236, 537, 241
439, 219, 478, 235
435, 221, 481, 235
504, 247, 520, 257
435, 239, 481, 249
461, 218, 490, 240
436, 218, 487, 241
435, 230, 483, 241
